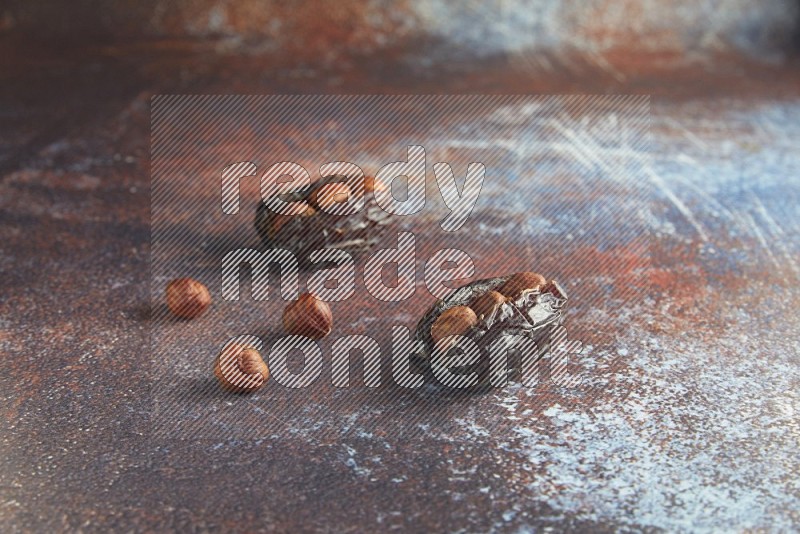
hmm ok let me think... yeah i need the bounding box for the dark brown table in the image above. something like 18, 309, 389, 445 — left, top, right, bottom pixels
1, 29, 799, 532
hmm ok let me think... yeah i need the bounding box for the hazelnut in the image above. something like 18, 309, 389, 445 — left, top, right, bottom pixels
498, 271, 546, 299
166, 277, 211, 319
470, 290, 507, 320
282, 293, 333, 339
214, 344, 269, 392
310, 182, 351, 210
430, 306, 478, 348
364, 176, 387, 193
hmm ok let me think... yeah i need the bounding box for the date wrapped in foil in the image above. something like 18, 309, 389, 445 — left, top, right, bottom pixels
254, 174, 393, 262
413, 273, 568, 387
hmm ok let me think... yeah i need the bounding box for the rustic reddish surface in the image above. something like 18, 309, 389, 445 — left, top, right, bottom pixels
1, 13, 799, 531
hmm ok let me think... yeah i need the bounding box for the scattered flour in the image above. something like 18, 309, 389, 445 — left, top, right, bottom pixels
486, 314, 800, 531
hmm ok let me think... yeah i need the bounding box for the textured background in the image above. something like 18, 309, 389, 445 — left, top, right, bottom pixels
1, 1, 799, 532
149, 94, 650, 440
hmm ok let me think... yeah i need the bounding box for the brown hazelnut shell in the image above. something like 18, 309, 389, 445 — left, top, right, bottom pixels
498, 271, 546, 299
214, 344, 269, 392
470, 290, 507, 320
364, 176, 387, 193
309, 182, 351, 211
282, 293, 333, 339
166, 277, 211, 319
430, 305, 478, 346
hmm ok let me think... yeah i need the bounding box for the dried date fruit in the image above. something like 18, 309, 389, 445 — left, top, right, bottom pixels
414, 273, 568, 386
255, 174, 393, 263
309, 181, 351, 210
498, 271, 546, 299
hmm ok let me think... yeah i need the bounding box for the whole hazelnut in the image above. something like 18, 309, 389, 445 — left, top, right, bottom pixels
214, 344, 269, 392
310, 182, 351, 211
470, 290, 507, 320
498, 272, 547, 299
430, 305, 478, 348
364, 176, 387, 194
166, 277, 211, 319
282, 293, 333, 339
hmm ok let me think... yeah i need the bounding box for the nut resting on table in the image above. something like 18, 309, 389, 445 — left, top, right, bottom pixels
214, 344, 269, 392
163, 276, 338, 391
416, 271, 568, 385
165, 277, 211, 319
282, 292, 333, 340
